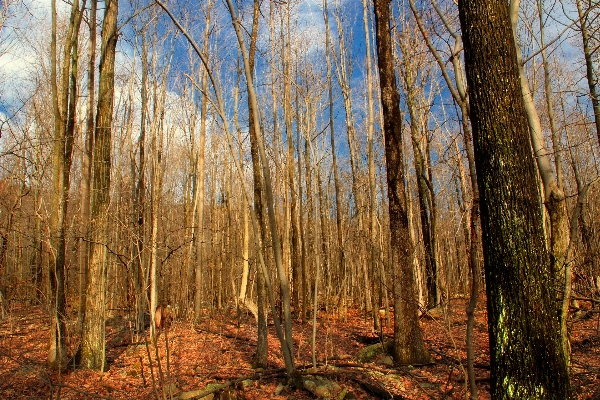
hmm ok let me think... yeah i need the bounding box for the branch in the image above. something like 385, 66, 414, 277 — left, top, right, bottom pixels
117, 3, 155, 32
177, 370, 286, 399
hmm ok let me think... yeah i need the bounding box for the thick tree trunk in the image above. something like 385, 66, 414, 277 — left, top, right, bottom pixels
373, 0, 431, 365
81, 0, 118, 371
509, 0, 569, 280
458, 0, 570, 397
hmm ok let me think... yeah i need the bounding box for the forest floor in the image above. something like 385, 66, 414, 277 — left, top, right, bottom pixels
0, 297, 599, 399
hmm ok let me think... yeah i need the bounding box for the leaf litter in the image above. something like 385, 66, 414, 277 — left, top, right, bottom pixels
0, 297, 598, 399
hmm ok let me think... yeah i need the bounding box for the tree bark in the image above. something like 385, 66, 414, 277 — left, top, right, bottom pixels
323, 0, 345, 320
79, 0, 96, 334
509, 0, 569, 280
458, 0, 571, 397
240, 0, 268, 369
373, 0, 431, 365
49, 0, 84, 370
362, 0, 381, 333
81, 0, 118, 371
194, 0, 211, 321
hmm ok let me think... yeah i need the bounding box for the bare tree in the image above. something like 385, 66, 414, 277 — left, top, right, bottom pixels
81, 0, 118, 371
576, 0, 600, 146
373, 0, 432, 365
48, 0, 85, 370
458, 0, 570, 396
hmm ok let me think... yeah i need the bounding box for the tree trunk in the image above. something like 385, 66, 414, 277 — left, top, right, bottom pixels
81, 0, 118, 371
194, 1, 211, 320
238, 0, 268, 369
79, 0, 96, 334
131, 30, 148, 335
49, 0, 83, 370
398, 42, 438, 310
577, 0, 600, 147
362, 0, 381, 333
323, 0, 345, 320
458, 0, 570, 396
373, 0, 431, 365
509, 0, 569, 280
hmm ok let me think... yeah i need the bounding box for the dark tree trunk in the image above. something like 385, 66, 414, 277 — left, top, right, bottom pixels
372, 0, 431, 365
458, 0, 570, 397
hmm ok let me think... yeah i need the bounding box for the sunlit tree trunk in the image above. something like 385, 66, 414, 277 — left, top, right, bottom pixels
281, 6, 302, 320
81, 0, 118, 371
373, 0, 431, 365
458, 0, 570, 396
332, 0, 368, 313
398, 38, 438, 310
324, 0, 345, 318
131, 30, 147, 335
48, 0, 84, 370
239, 0, 268, 368
362, 0, 381, 332
79, 0, 96, 334
234, 72, 256, 319
194, 0, 212, 321
509, 0, 569, 281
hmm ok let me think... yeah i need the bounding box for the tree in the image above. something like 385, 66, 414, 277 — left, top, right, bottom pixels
576, 0, 600, 147
396, 21, 439, 311
79, 0, 97, 333
457, 0, 570, 397
323, 0, 345, 321
243, 0, 268, 368
362, 0, 381, 332
372, 0, 431, 365
81, 0, 119, 371
509, 0, 569, 285
48, 0, 84, 370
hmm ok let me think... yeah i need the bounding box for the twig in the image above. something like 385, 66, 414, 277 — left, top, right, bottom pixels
154, 333, 166, 400
144, 331, 160, 400
139, 354, 147, 386
165, 327, 172, 399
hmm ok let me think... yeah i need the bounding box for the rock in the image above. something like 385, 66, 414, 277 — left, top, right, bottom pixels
274, 382, 286, 396
356, 340, 393, 363
376, 355, 394, 366
303, 375, 342, 399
